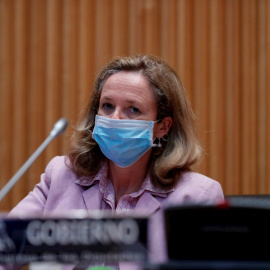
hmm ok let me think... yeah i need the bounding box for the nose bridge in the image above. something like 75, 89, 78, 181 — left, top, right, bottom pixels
111, 106, 123, 119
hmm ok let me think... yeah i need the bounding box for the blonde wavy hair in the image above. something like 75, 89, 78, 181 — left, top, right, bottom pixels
68, 55, 202, 189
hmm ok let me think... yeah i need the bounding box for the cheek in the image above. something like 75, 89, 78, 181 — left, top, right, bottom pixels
152, 124, 160, 139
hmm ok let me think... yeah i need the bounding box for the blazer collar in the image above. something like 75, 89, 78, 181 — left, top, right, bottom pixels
77, 159, 172, 215
82, 185, 102, 210
81, 185, 162, 216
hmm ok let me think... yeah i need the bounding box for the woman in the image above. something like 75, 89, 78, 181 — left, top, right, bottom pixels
9, 55, 224, 268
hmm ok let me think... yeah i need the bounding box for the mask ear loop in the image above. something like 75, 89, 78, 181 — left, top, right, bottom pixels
157, 137, 162, 147
153, 133, 169, 147
152, 137, 161, 148
152, 119, 165, 148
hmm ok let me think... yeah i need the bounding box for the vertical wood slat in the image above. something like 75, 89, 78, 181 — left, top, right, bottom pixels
95, 0, 113, 70
28, 0, 47, 189
240, 0, 258, 194
128, 0, 145, 54
257, 0, 266, 193
78, 0, 96, 108
208, 0, 226, 184
45, 0, 65, 161
266, 0, 270, 193
62, 0, 80, 152
177, 0, 195, 102
193, 0, 210, 176
224, 0, 241, 194
144, 0, 161, 56
0, 0, 270, 210
161, 0, 177, 68
0, 0, 14, 210
12, 0, 30, 204
112, 0, 130, 56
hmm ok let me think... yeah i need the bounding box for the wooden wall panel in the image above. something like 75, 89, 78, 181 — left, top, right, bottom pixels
0, 0, 14, 211
0, 0, 270, 211
241, 0, 257, 194
193, 0, 210, 176
224, 0, 241, 194
208, 0, 226, 185
266, 1, 270, 193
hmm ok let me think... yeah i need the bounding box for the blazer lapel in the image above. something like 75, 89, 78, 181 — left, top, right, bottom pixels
81, 185, 102, 210
134, 192, 161, 216
81, 184, 162, 215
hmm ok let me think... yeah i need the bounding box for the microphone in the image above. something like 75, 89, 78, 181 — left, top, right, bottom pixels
0, 118, 68, 203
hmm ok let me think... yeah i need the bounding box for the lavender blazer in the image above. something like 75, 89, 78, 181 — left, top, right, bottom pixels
8, 156, 224, 269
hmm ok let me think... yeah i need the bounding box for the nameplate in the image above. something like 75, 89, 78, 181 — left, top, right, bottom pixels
0, 216, 148, 264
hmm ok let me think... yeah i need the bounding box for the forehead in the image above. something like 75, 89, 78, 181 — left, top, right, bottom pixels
101, 71, 155, 101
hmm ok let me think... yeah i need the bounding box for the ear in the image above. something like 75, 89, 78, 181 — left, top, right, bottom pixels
156, 116, 172, 138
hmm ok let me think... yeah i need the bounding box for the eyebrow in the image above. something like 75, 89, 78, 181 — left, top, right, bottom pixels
100, 96, 143, 106
100, 96, 113, 101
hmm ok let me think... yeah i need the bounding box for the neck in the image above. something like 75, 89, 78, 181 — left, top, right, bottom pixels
108, 152, 151, 206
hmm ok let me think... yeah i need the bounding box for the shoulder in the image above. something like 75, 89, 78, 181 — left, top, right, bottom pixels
42, 155, 79, 190
166, 171, 224, 206
44, 156, 75, 178
45, 155, 69, 172
8, 156, 82, 218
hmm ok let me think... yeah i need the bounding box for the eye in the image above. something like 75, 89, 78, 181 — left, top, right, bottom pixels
129, 107, 141, 114
102, 103, 114, 111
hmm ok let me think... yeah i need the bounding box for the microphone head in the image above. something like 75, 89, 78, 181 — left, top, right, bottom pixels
50, 118, 69, 138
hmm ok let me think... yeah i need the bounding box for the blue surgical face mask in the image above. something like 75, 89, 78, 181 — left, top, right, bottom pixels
92, 115, 158, 168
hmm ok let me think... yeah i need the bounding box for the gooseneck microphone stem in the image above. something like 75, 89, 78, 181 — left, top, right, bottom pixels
0, 118, 68, 203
